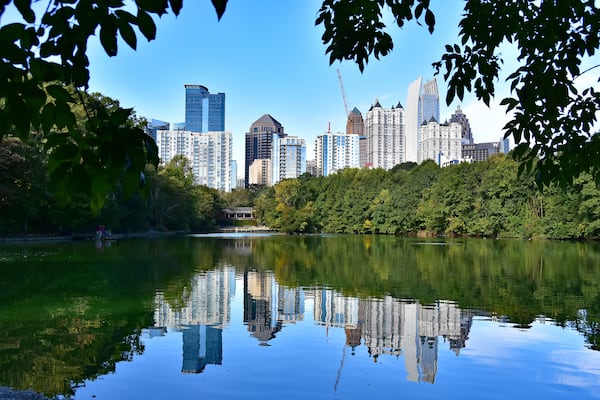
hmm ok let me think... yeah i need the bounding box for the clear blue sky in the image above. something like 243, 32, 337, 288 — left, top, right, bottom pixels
6, 1, 514, 173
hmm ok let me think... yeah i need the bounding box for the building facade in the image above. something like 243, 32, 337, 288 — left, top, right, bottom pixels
419, 118, 462, 165
405, 77, 441, 162
184, 85, 225, 133
248, 158, 272, 186
272, 135, 306, 184
419, 78, 440, 126
449, 105, 474, 144
244, 114, 285, 187
405, 77, 422, 163
314, 131, 360, 176
345, 107, 368, 167
365, 100, 405, 170
154, 129, 233, 192
462, 140, 510, 162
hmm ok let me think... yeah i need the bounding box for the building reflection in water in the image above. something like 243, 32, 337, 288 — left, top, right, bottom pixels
153, 266, 235, 373
151, 266, 471, 381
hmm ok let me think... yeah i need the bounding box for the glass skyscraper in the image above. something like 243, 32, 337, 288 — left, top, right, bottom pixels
419, 79, 440, 125
185, 84, 225, 133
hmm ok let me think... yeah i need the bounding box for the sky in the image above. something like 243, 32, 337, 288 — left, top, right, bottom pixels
6, 1, 518, 176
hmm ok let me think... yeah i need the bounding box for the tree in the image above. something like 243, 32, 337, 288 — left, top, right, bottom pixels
0, 0, 227, 212
316, 0, 600, 187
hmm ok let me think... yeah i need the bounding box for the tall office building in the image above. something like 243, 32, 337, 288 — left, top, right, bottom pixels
449, 105, 473, 144
314, 131, 360, 176
346, 107, 364, 135
462, 140, 508, 162
405, 77, 422, 163
345, 107, 368, 167
185, 84, 225, 133
365, 99, 405, 170
419, 118, 462, 165
420, 78, 440, 125
272, 135, 306, 184
248, 159, 272, 186
405, 77, 440, 162
154, 129, 233, 192
244, 114, 285, 187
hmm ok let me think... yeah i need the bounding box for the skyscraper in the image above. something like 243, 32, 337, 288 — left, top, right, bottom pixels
419, 78, 440, 125
272, 135, 306, 184
419, 118, 462, 165
346, 107, 367, 167
315, 131, 360, 176
405, 77, 422, 163
244, 114, 285, 187
405, 77, 440, 162
185, 84, 225, 133
365, 99, 405, 169
153, 129, 233, 192
346, 107, 364, 136
449, 105, 474, 144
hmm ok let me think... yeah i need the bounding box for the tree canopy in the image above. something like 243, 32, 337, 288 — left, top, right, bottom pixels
0, 0, 598, 212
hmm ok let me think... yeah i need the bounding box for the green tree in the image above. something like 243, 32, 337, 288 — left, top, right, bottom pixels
0, 136, 50, 233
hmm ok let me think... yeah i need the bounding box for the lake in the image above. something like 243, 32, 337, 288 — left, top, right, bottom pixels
1, 235, 599, 399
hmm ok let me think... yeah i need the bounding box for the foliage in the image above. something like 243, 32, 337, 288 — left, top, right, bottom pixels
255, 155, 600, 239
0, 135, 49, 233
0, 136, 224, 235
0, 0, 226, 212
316, 0, 600, 187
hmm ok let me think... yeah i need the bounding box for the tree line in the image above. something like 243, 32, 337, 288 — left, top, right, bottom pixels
254, 156, 600, 239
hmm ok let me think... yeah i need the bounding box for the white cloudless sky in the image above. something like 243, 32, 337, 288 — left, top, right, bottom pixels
4, 1, 517, 175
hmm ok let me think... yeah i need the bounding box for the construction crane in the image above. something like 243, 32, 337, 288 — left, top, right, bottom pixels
337, 68, 350, 117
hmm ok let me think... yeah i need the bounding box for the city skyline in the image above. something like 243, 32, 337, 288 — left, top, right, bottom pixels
73, 2, 515, 173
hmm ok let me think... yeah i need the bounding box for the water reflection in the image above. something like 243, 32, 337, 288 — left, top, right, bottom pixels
153, 267, 235, 373
151, 265, 477, 383
2, 236, 600, 399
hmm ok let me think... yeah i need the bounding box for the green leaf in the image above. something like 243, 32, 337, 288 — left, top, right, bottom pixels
137, 9, 156, 41
91, 176, 111, 214
118, 20, 137, 50
168, 0, 183, 16
46, 84, 73, 103
135, 0, 169, 15
211, 0, 227, 20
50, 142, 79, 162
14, 0, 35, 23
100, 18, 118, 56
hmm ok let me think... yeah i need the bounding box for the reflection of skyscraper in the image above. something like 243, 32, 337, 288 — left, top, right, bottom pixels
314, 289, 359, 329
154, 268, 235, 328
182, 325, 223, 373
244, 270, 281, 343
153, 267, 234, 374
243, 270, 306, 343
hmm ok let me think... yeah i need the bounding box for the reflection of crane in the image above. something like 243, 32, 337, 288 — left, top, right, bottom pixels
334, 345, 347, 393
337, 69, 350, 117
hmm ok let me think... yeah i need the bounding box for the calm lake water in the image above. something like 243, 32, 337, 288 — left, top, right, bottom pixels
1, 235, 599, 399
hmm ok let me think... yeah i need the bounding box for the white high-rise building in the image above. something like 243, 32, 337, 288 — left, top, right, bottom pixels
365, 100, 405, 169
314, 131, 360, 176
272, 135, 306, 184
405, 77, 440, 163
154, 129, 233, 192
419, 118, 462, 165
405, 77, 422, 163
